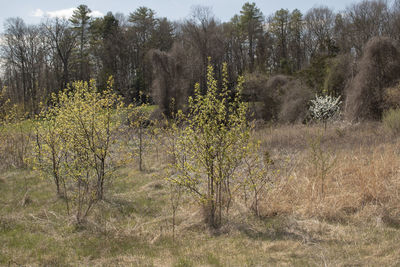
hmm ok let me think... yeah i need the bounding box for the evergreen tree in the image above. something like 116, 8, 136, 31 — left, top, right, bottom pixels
239, 2, 264, 73
70, 5, 92, 81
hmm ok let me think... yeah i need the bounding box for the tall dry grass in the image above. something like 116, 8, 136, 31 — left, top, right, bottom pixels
257, 122, 400, 227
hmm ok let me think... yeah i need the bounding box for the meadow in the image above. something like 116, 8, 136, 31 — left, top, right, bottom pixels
1, 121, 400, 266
2, 1, 400, 265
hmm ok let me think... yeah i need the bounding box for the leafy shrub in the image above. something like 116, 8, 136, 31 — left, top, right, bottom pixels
34, 78, 124, 223
169, 63, 251, 228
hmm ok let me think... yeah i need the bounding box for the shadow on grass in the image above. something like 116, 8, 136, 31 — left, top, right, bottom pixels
103, 195, 164, 217
234, 216, 320, 244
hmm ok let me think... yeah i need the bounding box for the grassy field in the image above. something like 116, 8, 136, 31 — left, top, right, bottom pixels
1, 122, 400, 266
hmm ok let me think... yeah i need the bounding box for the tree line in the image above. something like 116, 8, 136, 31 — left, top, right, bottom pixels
1, 1, 400, 119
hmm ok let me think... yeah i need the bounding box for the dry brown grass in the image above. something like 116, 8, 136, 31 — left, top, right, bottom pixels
258, 122, 400, 228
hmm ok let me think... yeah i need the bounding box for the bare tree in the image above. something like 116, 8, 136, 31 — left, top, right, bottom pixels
304, 7, 335, 58
43, 18, 76, 89
181, 6, 225, 92
1, 18, 47, 113
344, 0, 390, 54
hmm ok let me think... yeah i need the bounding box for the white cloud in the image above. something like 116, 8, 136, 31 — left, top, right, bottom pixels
89, 10, 104, 18
31, 8, 104, 19
47, 8, 75, 19
32, 8, 44, 17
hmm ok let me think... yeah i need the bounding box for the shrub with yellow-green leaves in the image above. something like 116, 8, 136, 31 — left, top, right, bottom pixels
169, 63, 251, 228
125, 100, 157, 172
0, 88, 32, 169
33, 105, 66, 198
34, 78, 124, 223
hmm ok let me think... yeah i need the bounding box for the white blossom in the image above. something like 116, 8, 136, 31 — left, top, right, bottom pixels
309, 94, 341, 124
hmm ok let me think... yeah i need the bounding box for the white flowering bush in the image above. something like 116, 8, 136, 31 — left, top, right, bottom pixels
309, 95, 341, 129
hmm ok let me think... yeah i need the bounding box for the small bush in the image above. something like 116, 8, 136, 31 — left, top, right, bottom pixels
34, 78, 124, 223
169, 63, 251, 228
309, 94, 341, 129
382, 108, 400, 135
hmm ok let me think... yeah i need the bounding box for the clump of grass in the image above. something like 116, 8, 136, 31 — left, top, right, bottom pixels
174, 257, 193, 267
382, 108, 400, 135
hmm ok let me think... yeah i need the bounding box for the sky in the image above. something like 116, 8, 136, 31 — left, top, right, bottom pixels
0, 0, 368, 32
